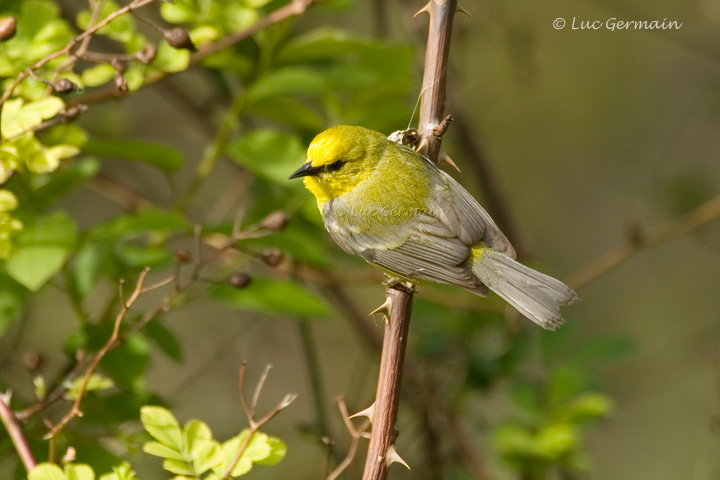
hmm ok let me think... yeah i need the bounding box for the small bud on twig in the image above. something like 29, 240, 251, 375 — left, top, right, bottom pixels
23, 352, 44, 371
0, 17, 17, 41
228, 272, 252, 288
53, 78, 79, 95
164, 28, 196, 51
172, 247, 191, 264
260, 211, 289, 232
260, 248, 282, 267
111, 57, 127, 93
136, 44, 157, 64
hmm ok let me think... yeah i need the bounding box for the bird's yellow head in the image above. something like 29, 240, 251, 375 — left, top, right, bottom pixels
289, 125, 387, 205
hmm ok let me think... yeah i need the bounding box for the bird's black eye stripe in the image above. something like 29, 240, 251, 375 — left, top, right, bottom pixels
326, 160, 345, 172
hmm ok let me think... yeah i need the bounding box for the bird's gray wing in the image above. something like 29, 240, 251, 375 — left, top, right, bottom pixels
428, 169, 516, 258
322, 199, 488, 293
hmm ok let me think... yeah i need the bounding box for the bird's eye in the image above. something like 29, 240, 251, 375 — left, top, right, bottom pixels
327, 160, 345, 172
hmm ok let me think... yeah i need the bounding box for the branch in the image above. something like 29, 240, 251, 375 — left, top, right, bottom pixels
0, 391, 36, 473
361, 2, 458, 479
326, 396, 370, 480
566, 193, 720, 289
44, 267, 151, 440
65, 0, 324, 108
220, 362, 296, 480
0, 0, 159, 110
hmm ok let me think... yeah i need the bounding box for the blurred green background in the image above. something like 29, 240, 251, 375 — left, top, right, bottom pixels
1, 0, 719, 479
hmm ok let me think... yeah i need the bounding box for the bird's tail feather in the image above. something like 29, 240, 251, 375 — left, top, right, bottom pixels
470, 248, 579, 330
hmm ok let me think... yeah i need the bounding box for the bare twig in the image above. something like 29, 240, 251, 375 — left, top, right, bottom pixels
361, 1, 459, 479
327, 396, 370, 480
220, 362, 296, 480
0, 392, 36, 473
44, 267, 151, 439
566, 193, 720, 289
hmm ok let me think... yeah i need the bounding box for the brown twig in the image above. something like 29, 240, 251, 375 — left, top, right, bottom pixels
362, 286, 415, 479
360, 2, 458, 479
566, 193, 720, 289
0, 392, 36, 473
324, 284, 488, 479
44, 267, 151, 440
327, 396, 370, 480
220, 362, 296, 480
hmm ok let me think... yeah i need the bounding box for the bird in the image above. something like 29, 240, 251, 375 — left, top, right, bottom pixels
289, 125, 578, 329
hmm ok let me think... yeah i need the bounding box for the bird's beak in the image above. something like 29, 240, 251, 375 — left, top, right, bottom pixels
289, 162, 322, 179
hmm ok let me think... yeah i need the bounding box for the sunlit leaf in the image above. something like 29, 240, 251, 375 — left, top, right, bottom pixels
211, 278, 332, 317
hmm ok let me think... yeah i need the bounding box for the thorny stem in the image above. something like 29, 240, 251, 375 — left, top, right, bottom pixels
362, 287, 414, 480
361, 1, 458, 479
0, 392, 36, 473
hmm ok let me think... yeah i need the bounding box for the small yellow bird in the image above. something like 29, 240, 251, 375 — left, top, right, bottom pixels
290, 125, 578, 329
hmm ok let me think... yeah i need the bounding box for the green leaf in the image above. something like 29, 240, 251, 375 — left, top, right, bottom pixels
555, 392, 614, 423
535, 423, 579, 460
70, 240, 112, 299
152, 41, 190, 73
277, 28, 370, 63
98, 463, 137, 480
141, 406, 183, 451
161, 458, 195, 476
91, 208, 189, 239
0, 190, 18, 212
39, 123, 89, 148
246, 97, 325, 131
6, 211, 77, 291
81, 64, 116, 87
228, 130, 305, 184
184, 420, 221, 474
29, 463, 67, 480
143, 320, 183, 362
116, 244, 172, 268
65, 373, 115, 400
492, 424, 536, 458
143, 441, 187, 462
65, 464, 95, 480
253, 437, 286, 466
33, 144, 80, 173
247, 67, 327, 102
83, 138, 183, 173
1, 97, 64, 138
211, 278, 332, 317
